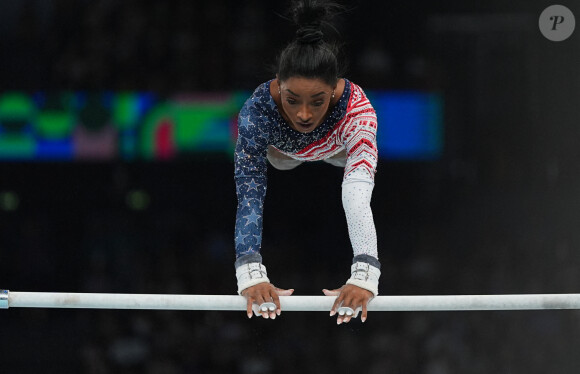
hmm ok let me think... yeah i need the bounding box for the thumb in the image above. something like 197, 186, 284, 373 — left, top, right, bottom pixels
322, 288, 341, 296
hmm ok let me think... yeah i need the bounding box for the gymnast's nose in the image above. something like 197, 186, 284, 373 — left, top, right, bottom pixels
297, 106, 312, 122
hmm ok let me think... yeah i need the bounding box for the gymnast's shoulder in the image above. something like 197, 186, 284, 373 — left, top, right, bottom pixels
240, 80, 278, 116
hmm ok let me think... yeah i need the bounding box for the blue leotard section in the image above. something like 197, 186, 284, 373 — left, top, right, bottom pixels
234, 80, 350, 259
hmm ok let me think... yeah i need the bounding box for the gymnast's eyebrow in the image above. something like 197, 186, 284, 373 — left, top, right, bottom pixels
285, 89, 326, 97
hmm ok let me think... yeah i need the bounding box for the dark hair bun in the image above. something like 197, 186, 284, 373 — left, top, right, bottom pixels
290, 0, 341, 44
295, 27, 324, 44
276, 0, 345, 86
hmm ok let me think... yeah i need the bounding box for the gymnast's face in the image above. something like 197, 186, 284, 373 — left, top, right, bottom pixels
277, 77, 335, 134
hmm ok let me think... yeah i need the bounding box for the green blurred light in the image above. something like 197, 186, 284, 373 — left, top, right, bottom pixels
114, 93, 140, 130
37, 111, 74, 139
174, 104, 232, 149
0, 136, 36, 158
0, 191, 19, 211
126, 190, 150, 211
0, 93, 35, 119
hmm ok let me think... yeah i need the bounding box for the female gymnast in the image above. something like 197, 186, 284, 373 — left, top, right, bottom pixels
234, 0, 380, 325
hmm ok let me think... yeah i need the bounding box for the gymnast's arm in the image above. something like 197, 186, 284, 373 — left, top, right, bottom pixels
323, 113, 380, 324
234, 106, 294, 319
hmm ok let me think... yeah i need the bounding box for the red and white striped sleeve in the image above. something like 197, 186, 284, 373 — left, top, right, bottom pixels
342, 84, 378, 182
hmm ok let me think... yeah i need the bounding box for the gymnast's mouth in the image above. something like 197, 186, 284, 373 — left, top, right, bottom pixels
297, 122, 313, 127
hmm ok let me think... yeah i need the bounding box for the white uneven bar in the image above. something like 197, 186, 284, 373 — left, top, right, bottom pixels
3, 291, 580, 311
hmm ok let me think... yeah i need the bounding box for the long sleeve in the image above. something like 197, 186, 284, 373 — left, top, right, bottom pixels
234, 105, 270, 261
341, 112, 379, 262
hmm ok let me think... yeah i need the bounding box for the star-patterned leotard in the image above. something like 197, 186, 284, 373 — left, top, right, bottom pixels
234, 79, 380, 270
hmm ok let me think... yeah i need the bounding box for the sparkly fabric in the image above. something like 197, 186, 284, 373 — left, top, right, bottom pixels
342, 172, 378, 260
234, 79, 378, 262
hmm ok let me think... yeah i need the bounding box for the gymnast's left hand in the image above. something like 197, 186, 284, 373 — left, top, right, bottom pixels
323, 285, 373, 324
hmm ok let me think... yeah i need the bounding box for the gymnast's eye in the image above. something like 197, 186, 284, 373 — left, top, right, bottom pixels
286, 98, 297, 105
312, 101, 324, 107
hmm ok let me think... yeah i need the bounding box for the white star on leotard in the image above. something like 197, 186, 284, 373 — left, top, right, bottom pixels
245, 137, 259, 150
256, 124, 269, 141
243, 209, 261, 226
245, 179, 260, 192
235, 232, 249, 247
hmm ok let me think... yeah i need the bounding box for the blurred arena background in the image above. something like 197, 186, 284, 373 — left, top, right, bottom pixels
1, 0, 580, 373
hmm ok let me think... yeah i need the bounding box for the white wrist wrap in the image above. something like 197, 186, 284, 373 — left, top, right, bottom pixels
236, 262, 270, 295
346, 262, 381, 297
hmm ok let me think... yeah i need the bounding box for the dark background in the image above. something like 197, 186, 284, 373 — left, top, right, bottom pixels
2, 0, 580, 373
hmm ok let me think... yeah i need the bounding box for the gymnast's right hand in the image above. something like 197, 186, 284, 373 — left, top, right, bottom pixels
241, 283, 294, 319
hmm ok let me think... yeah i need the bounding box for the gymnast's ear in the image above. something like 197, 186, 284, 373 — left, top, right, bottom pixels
276, 75, 282, 93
